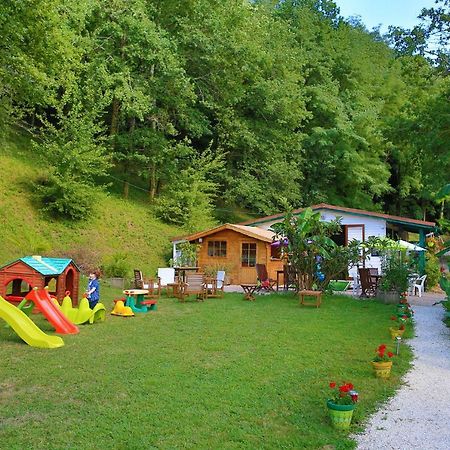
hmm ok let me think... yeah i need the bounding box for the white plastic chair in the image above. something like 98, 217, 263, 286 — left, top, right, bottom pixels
413, 275, 427, 297
216, 271, 226, 291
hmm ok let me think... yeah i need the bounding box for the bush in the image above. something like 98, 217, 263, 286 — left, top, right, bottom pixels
34, 174, 95, 220
101, 253, 130, 278
380, 251, 410, 293
425, 253, 441, 289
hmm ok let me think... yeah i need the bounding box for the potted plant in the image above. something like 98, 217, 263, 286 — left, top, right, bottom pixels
378, 251, 410, 304
372, 344, 394, 378
326, 381, 358, 430
389, 316, 406, 339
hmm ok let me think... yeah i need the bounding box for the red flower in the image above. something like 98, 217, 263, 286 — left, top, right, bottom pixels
378, 344, 387, 351
329, 382, 336, 389
391, 316, 397, 321
388, 352, 394, 358
339, 384, 351, 393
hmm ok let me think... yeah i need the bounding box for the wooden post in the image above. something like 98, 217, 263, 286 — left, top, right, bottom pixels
418, 229, 426, 276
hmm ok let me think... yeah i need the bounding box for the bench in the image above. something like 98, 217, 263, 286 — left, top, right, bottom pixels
299, 290, 322, 308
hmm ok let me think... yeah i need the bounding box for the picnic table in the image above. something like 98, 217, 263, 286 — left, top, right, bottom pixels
123, 289, 152, 313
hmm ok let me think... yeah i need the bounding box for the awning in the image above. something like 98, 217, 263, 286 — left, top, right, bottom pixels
397, 240, 426, 252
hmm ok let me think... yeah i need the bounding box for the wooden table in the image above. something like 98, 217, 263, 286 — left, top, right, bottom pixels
299, 290, 322, 308
240, 284, 259, 301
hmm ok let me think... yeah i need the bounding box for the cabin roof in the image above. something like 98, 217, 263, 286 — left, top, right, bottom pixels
172, 223, 276, 243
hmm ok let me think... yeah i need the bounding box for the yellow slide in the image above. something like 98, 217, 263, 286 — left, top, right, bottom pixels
0, 296, 64, 349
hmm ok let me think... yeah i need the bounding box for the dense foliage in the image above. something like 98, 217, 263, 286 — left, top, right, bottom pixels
272, 208, 361, 290
1, 0, 448, 223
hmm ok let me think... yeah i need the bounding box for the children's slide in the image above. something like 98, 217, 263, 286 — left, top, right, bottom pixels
0, 295, 64, 348
25, 288, 79, 335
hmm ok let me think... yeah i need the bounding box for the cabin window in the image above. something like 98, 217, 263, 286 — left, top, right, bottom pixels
241, 243, 257, 267
207, 241, 227, 257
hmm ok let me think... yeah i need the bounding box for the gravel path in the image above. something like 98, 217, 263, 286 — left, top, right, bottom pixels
355, 300, 450, 450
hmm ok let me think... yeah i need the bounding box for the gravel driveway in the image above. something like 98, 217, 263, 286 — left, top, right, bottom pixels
354, 296, 450, 450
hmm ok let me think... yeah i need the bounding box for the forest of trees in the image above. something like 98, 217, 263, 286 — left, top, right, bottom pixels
1, 0, 448, 229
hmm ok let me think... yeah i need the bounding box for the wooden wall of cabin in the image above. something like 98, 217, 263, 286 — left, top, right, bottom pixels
193, 230, 283, 285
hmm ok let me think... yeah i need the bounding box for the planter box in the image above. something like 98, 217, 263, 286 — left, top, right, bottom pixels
376, 290, 401, 304
105, 277, 125, 289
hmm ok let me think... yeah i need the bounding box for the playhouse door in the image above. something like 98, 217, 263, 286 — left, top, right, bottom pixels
66, 268, 75, 296
239, 242, 257, 284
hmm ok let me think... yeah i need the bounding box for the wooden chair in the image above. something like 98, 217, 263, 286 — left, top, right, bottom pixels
284, 264, 298, 291
255, 264, 276, 292
204, 271, 226, 299
133, 269, 161, 300
178, 273, 207, 302
358, 268, 377, 297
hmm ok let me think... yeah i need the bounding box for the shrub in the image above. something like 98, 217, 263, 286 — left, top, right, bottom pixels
425, 253, 441, 289
101, 253, 130, 278
380, 252, 410, 293
34, 174, 95, 220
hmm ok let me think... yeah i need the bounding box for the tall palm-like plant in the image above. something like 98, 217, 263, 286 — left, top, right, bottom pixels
272, 208, 360, 290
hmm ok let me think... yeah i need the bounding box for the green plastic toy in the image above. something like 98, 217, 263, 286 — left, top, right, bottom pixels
57, 292, 106, 325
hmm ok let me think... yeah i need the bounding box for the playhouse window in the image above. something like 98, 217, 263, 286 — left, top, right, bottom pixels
208, 241, 227, 257
6, 279, 31, 296
241, 243, 256, 267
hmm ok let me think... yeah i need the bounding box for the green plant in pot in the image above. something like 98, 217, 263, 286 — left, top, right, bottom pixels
379, 251, 410, 299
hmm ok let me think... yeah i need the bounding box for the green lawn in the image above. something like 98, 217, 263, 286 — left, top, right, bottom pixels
0, 289, 413, 449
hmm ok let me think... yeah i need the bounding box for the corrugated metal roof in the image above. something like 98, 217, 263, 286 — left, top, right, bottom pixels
19, 256, 73, 275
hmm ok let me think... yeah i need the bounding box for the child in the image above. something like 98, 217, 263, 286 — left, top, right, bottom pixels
86, 270, 100, 309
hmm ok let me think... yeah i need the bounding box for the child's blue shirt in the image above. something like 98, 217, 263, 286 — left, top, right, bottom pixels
88, 278, 100, 301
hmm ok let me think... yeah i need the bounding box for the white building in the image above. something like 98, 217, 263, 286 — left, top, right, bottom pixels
241, 203, 435, 278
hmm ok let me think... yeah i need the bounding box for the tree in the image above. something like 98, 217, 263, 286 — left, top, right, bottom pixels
387, 0, 449, 72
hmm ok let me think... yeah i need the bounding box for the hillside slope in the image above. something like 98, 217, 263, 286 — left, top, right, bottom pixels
0, 133, 185, 276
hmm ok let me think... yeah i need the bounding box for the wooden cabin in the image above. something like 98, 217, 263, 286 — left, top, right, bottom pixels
172, 224, 284, 285
0, 256, 80, 304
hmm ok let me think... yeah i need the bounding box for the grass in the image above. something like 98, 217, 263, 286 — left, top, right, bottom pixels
0, 288, 414, 449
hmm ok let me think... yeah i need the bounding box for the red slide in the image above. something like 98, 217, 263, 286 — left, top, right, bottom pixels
25, 288, 79, 335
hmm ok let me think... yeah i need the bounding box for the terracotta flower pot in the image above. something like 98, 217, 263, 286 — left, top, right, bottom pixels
326, 400, 355, 430
372, 360, 393, 378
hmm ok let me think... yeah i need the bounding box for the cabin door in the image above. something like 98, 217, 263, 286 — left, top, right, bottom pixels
345, 225, 365, 279
239, 241, 258, 284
